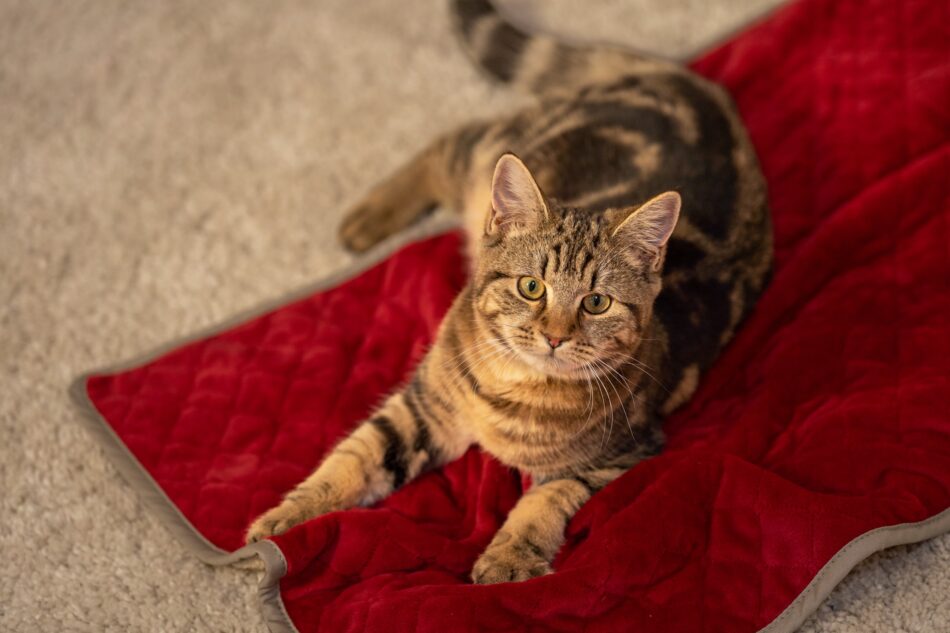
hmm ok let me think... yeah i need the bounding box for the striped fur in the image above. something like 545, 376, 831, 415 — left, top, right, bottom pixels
249, 0, 773, 584
451, 0, 684, 96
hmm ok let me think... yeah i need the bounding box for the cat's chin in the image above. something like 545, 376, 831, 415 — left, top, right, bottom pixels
518, 349, 587, 378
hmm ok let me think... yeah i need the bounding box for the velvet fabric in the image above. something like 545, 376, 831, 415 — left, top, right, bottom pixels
81, 0, 949, 630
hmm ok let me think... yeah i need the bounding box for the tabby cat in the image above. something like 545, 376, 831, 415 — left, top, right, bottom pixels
246, 0, 772, 584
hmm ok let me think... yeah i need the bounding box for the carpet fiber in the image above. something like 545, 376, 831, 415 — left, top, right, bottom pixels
2, 1, 947, 631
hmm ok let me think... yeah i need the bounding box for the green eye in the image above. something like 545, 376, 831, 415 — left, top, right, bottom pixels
517, 276, 545, 300
582, 293, 612, 314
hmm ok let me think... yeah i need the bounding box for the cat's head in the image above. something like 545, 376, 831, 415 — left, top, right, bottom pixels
472, 153, 680, 377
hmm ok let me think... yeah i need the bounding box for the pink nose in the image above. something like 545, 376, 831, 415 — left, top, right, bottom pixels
546, 337, 563, 349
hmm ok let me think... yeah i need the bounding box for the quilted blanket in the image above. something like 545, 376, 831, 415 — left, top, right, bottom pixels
70, 0, 949, 631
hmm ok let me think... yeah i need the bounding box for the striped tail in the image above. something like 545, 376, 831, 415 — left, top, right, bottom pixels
451, 0, 681, 96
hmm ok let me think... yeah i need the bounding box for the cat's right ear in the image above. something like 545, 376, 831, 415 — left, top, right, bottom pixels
485, 153, 548, 236
611, 191, 681, 271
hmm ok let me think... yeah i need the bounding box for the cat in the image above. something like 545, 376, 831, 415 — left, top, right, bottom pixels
246, 0, 773, 585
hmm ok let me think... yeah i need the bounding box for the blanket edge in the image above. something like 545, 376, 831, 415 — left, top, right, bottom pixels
66, 217, 460, 558
69, 374, 302, 632
65, 221, 460, 629
70, 217, 460, 377
758, 506, 950, 633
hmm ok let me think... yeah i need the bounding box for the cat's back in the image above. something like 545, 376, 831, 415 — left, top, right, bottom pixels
455, 68, 772, 412
450, 0, 772, 407
463, 69, 771, 283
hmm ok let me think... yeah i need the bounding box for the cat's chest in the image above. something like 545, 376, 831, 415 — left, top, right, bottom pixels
467, 398, 598, 476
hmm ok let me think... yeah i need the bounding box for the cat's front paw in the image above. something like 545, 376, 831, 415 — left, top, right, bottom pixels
471, 540, 553, 584
245, 501, 319, 544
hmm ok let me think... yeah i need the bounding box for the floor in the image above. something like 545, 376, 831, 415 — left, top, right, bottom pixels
1, 1, 947, 631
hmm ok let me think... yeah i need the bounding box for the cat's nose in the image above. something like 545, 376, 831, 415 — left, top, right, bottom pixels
544, 335, 567, 349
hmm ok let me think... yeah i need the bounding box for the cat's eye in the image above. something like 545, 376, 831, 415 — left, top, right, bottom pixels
517, 276, 545, 300
582, 293, 612, 314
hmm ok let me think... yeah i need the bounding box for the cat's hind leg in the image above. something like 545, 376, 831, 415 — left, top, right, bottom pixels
337, 122, 488, 252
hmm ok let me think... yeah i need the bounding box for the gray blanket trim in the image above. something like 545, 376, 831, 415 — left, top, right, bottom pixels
70, 375, 302, 633
760, 505, 950, 632
68, 219, 458, 633
66, 216, 950, 633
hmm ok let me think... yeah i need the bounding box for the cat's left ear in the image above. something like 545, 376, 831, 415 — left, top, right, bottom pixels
612, 191, 681, 271
486, 153, 549, 237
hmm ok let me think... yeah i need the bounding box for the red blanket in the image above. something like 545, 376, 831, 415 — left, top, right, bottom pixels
72, 0, 949, 631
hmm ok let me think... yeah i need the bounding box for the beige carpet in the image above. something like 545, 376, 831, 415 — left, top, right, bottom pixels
1, 1, 947, 631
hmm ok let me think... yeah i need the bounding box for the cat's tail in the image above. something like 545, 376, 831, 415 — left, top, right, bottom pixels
451, 0, 682, 96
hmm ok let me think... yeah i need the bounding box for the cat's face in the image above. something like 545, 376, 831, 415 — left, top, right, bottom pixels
472, 155, 680, 378
474, 207, 663, 377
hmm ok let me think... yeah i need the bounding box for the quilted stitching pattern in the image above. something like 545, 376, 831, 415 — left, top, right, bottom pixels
82, 0, 949, 630
88, 233, 468, 551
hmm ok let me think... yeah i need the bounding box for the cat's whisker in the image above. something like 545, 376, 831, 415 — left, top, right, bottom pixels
444, 341, 513, 393
580, 365, 596, 435
568, 379, 597, 440
495, 338, 524, 379
460, 346, 512, 381
441, 336, 508, 368
589, 358, 639, 442
459, 341, 519, 385
442, 337, 511, 374
610, 355, 669, 393
588, 367, 615, 451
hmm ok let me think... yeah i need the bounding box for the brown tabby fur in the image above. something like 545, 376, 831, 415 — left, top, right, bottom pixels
247, 0, 773, 584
